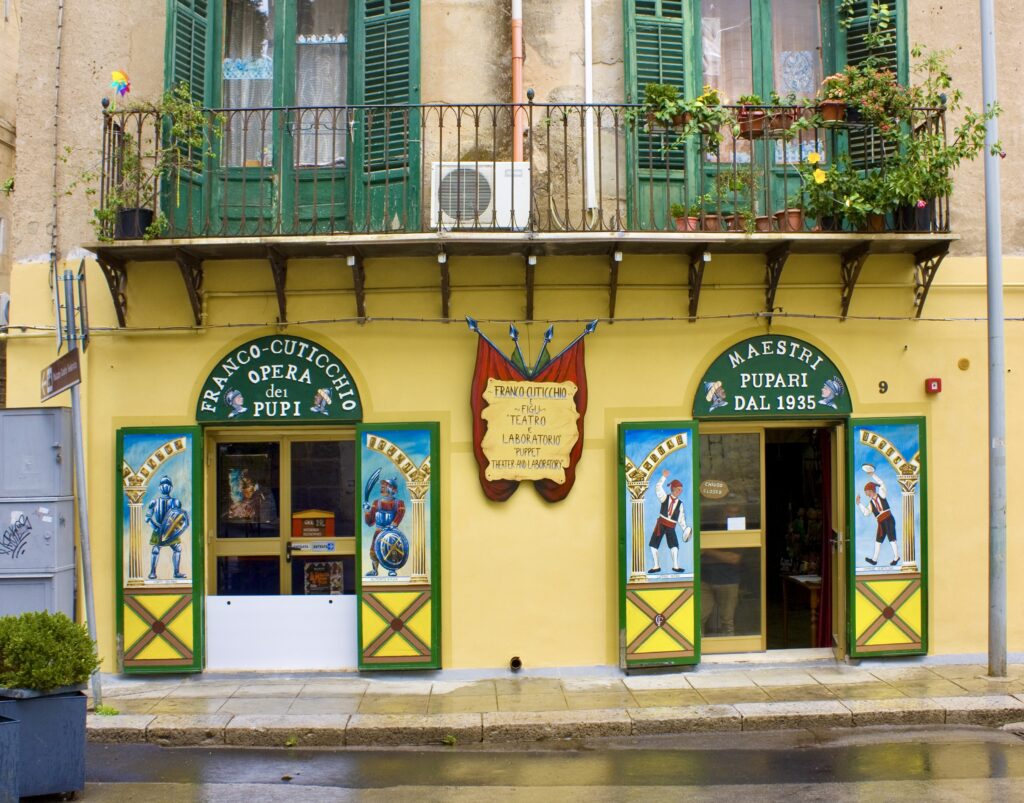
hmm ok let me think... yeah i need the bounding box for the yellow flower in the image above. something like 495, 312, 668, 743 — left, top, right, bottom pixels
807, 152, 821, 165
813, 168, 827, 184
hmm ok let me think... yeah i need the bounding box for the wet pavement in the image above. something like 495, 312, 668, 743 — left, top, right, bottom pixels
81, 727, 1024, 801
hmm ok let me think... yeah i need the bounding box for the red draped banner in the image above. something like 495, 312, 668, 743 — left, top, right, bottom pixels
470, 335, 589, 502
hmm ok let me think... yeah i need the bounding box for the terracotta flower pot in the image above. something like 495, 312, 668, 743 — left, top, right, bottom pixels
818, 100, 846, 122
702, 214, 723, 232
767, 111, 796, 134
738, 110, 766, 139
864, 212, 886, 232
673, 216, 700, 232
755, 215, 773, 232
773, 208, 805, 232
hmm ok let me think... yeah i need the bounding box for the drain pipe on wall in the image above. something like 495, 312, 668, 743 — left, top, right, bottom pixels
511, 0, 525, 162
583, 0, 597, 216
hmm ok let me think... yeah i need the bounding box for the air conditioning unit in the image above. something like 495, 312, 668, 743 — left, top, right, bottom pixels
0, 292, 8, 330
430, 162, 530, 231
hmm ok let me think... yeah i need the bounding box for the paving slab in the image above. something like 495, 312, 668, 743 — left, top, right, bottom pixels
628, 705, 741, 735
428, 694, 498, 714
736, 700, 853, 730
493, 677, 564, 694
630, 689, 706, 708
840, 697, 945, 726
219, 697, 293, 715
430, 680, 497, 697
933, 695, 1024, 727
149, 698, 229, 715
224, 714, 349, 747
700, 687, 770, 704
807, 668, 876, 686
288, 696, 363, 715
165, 683, 241, 699
358, 694, 431, 715
762, 685, 837, 702
87, 714, 155, 743
561, 678, 629, 693
748, 669, 820, 687
687, 671, 757, 689
346, 713, 482, 746
363, 680, 435, 696
564, 691, 638, 710
483, 708, 631, 742
297, 680, 370, 697
622, 674, 694, 692
890, 679, 972, 698
147, 714, 233, 746
231, 682, 306, 698
822, 682, 905, 700
496, 693, 568, 712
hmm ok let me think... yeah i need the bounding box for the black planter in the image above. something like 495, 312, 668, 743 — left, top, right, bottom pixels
0, 691, 86, 798
114, 207, 154, 239
818, 214, 843, 232
0, 715, 18, 802
897, 201, 932, 232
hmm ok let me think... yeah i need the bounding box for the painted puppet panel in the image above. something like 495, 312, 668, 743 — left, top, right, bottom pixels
357, 425, 440, 669
850, 420, 927, 656
620, 423, 700, 667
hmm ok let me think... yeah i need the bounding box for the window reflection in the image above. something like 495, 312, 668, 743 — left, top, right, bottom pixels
701, 547, 761, 637
699, 433, 761, 531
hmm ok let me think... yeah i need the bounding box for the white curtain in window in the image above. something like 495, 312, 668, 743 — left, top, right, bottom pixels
223, 0, 276, 167
295, 0, 349, 167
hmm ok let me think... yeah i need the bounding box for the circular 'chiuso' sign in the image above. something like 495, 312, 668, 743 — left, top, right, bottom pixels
693, 335, 851, 418
196, 336, 362, 423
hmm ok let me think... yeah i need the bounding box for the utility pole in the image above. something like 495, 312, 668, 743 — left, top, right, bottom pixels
54, 266, 102, 703
979, 0, 1006, 677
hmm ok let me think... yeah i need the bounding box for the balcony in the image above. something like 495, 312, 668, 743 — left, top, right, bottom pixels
92, 102, 955, 326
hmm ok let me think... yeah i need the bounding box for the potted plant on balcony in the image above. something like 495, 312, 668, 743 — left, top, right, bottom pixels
92, 82, 220, 241
716, 170, 767, 231
736, 94, 767, 139
818, 73, 850, 122
766, 91, 802, 134
681, 86, 737, 148
0, 610, 100, 799
638, 83, 687, 129
669, 195, 710, 232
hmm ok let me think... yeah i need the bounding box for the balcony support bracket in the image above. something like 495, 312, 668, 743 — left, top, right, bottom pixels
175, 249, 205, 326
439, 252, 451, 320
839, 242, 871, 320
913, 242, 948, 318
526, 254, 536, 322
266, 247, 288, 323
607, 252, 618, 322
764, 243, 791, 325
96, 253, 128, 328
349, 254, 367, 320
688, 247, 709, 323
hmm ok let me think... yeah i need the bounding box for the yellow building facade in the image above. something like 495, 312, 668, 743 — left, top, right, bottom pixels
5, 0, 1024, 673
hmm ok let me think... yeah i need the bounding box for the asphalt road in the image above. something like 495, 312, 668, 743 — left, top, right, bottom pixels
81, 726, 1024, 801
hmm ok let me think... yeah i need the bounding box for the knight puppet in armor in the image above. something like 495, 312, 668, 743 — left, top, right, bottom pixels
145, 475, 191, 580
363, 477, 406, 577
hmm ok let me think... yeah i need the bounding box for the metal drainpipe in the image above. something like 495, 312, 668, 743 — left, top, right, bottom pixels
583, 0, 597, 212
512, 0, 524, 162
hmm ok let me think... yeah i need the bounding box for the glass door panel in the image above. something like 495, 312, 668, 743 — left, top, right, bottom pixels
699, 429, 766, 653
215, 442, 281, 538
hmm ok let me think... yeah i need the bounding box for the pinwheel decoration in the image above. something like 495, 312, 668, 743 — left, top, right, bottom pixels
110, 70, 131, 97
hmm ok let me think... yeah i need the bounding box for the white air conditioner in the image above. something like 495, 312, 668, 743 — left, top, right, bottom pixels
430, 161, 530, 231
0, 292, 8, 330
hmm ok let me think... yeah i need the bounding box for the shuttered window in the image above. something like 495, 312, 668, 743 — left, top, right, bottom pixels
631, 0, 687, 171
167, 0, 209, 102
842, 0, 904, 168
360, 0, 417, 172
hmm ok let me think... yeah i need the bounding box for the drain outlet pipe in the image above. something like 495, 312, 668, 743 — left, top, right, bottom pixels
512, 0, 525, 162
583, 0, 597, 212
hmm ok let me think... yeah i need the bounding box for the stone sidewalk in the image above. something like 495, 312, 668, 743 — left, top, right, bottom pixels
86, 662, 1024, 747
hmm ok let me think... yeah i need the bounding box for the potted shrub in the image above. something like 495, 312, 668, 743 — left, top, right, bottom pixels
0, 610, 100, 799
795, 151, 845, 231
716, 170, 766, 231
767, 91, 800, 134
92, 81, 220, 241
639, 82, 687, 129
774, 194, 806, 232
736, 94, 766, 139
669, 196, 709, 232
681, 86, 737, 148
818, 73, 849, 122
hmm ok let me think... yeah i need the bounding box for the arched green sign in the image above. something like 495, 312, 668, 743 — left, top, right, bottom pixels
196, 336, 362, 423
693, 335, 851, 418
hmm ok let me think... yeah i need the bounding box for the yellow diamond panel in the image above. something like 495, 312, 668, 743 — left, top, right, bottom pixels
636, 587, 688, 613
166, 601, 194, 649
136, 593, 181, 621
634, 626, 685, 655
866, 620, 914, 647
376, 631, 421, 658
854, 588, 879, 640
361, 602, 389, 648
898, 589, 922, 633
123, 605, 149, 650
404, 599, 432, 645
135, 635, 182, 662
371, 592, 422, 618
868, 579, 913, 606
666, 596, 695, 643
625, 597, 649, 643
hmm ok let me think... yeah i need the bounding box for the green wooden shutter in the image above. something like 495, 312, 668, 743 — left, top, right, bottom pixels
353, 0, 420, 231
165, 0, 210, 102
838, 0, 907, 168
632, 0, 687, 172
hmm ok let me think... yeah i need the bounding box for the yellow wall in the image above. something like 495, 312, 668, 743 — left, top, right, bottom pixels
6, 250, 1023, 670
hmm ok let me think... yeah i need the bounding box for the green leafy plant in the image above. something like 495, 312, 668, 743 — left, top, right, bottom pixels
0, 611, 100, 691
639, 82, 684, 127
736, 94, 763, 107
670, 193, 712, 220
94, 704, 120, 716
91, 82, 222, 241
284, 734, 298, 747
442, 733, 458, 746
1, 177, 12, 196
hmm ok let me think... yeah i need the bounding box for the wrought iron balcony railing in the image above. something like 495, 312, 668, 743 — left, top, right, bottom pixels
98, 102, 949, 241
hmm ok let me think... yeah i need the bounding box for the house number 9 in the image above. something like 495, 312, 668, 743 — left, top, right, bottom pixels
879, 381, 889, 394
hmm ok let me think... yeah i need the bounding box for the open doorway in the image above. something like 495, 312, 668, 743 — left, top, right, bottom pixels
765, 428, 833, 649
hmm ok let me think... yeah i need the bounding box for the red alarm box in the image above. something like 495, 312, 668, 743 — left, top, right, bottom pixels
925, 378, 942, 394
